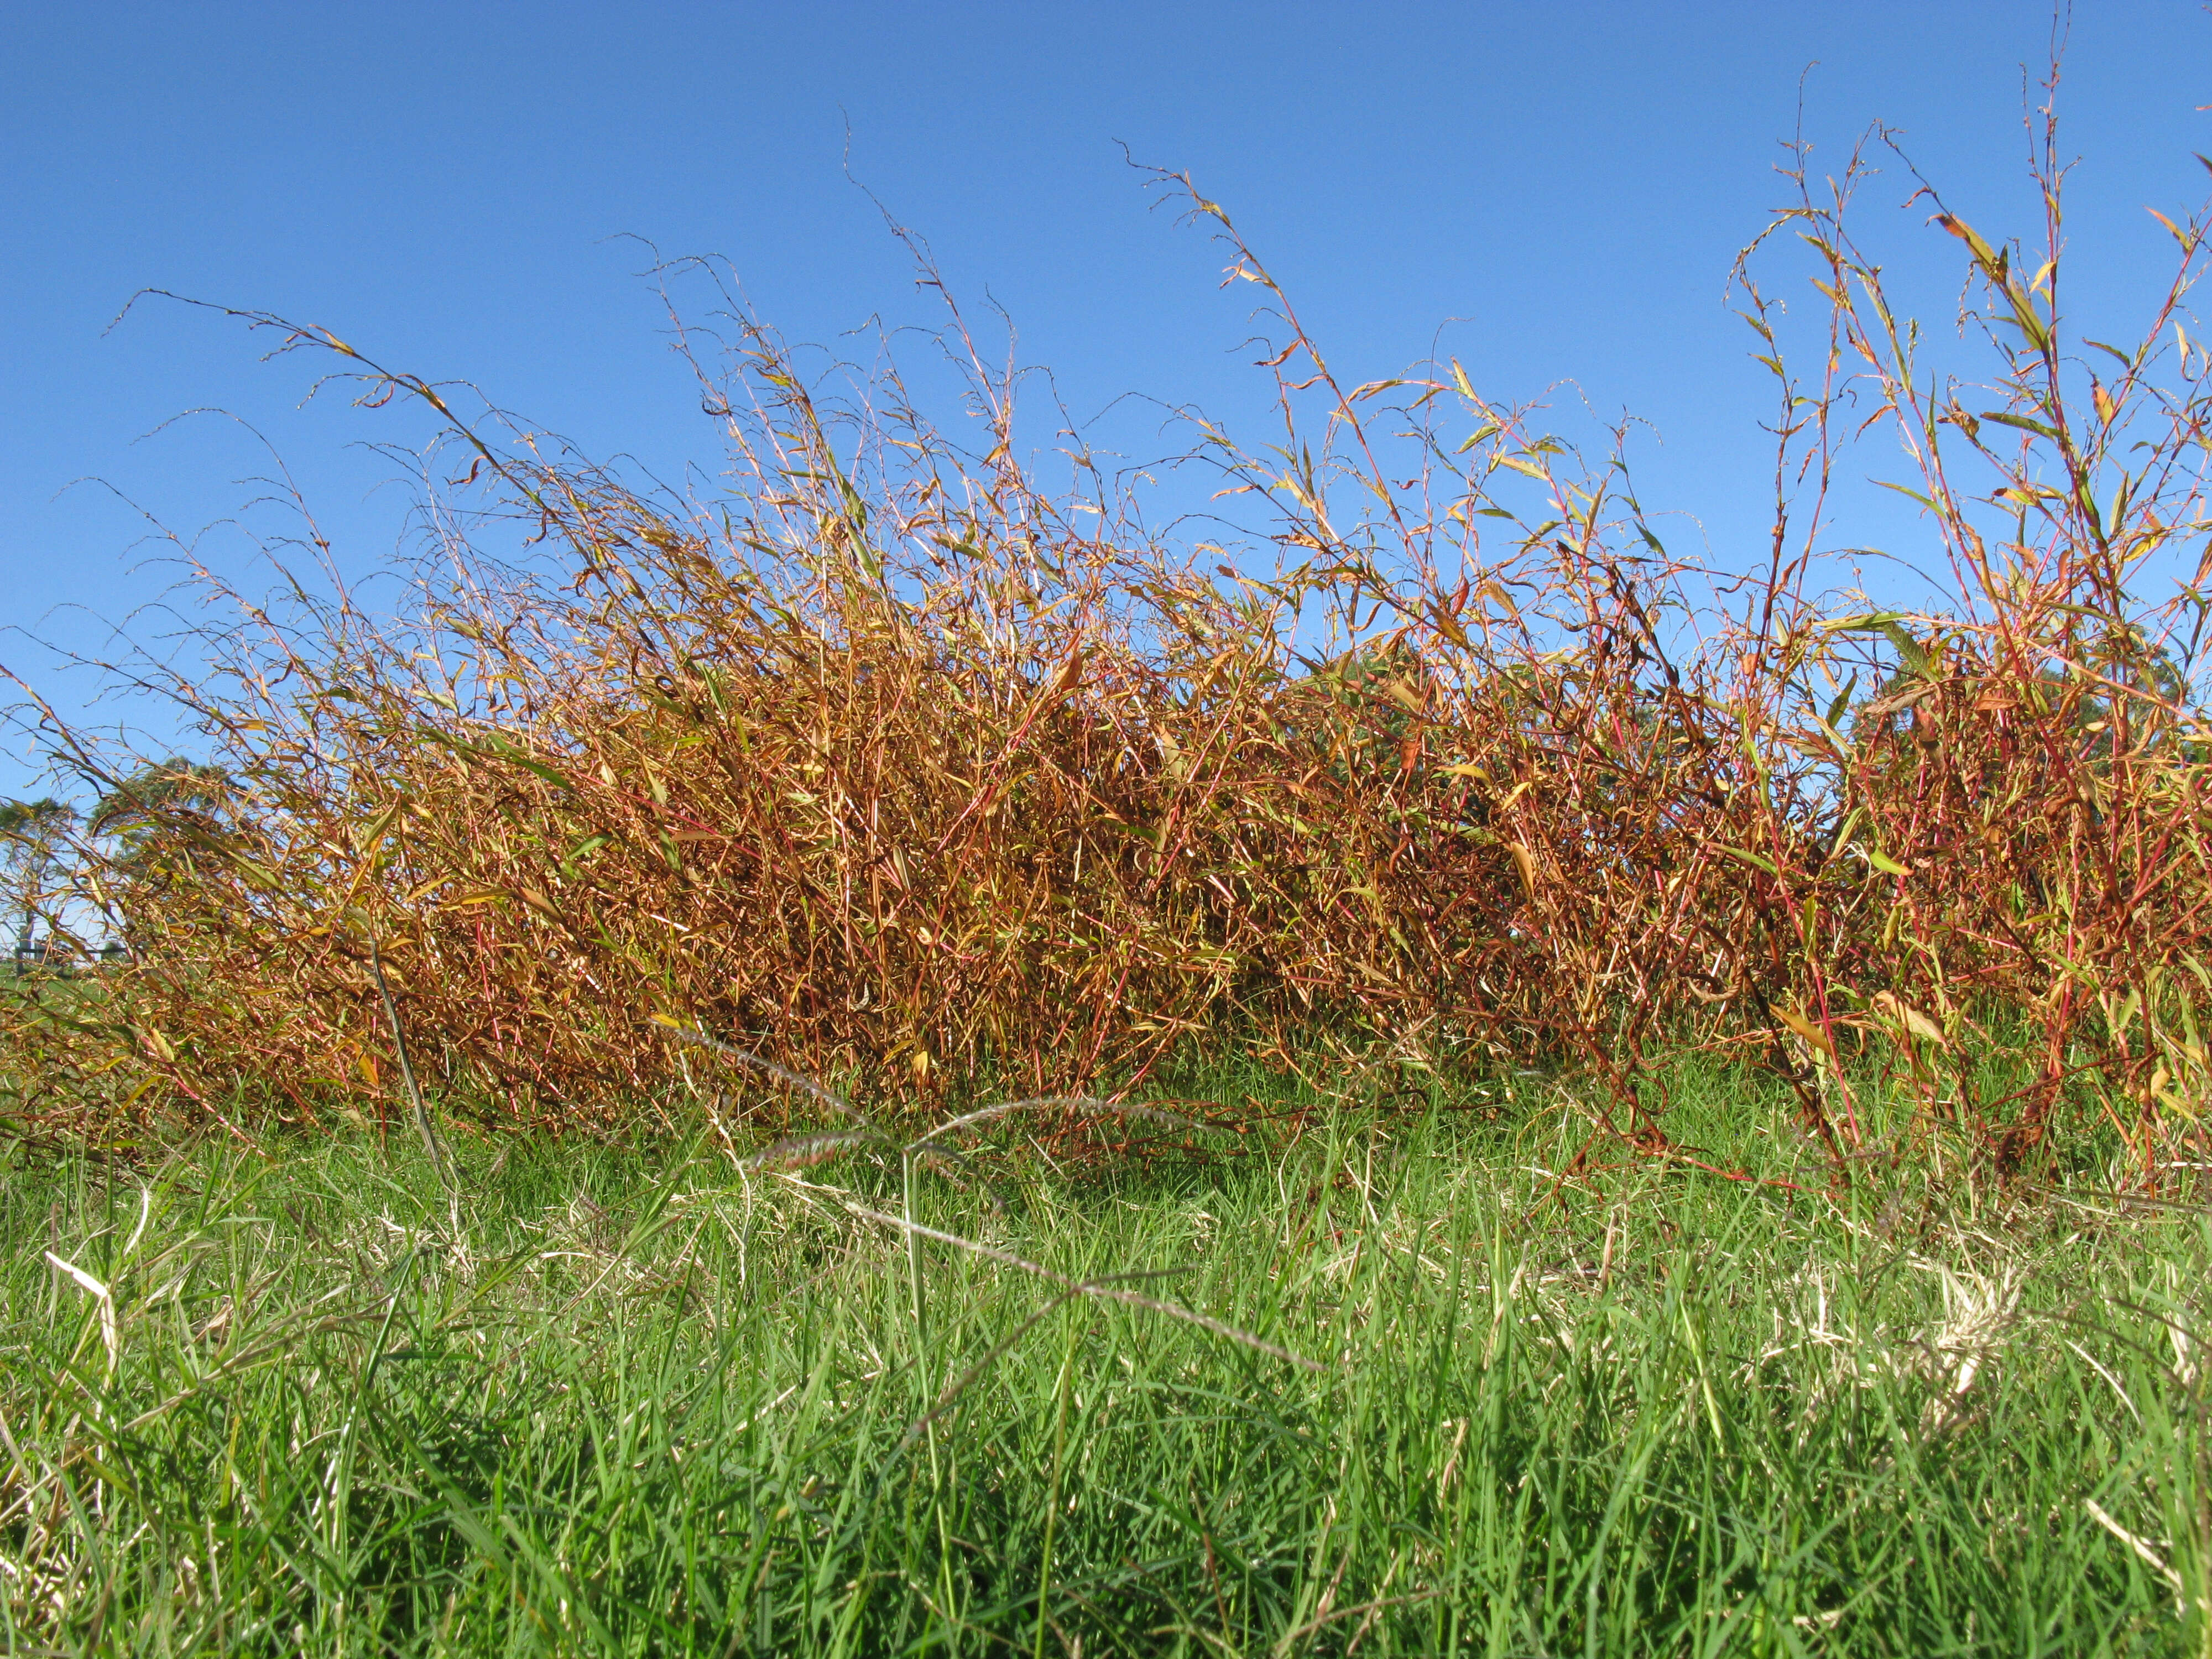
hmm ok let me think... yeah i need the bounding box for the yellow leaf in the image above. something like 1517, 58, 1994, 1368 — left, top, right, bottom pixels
1039, 640, 1087, 705
1507, 841, 1537, 895
353, 799, 405, 858
1870, 991, 1947, 1047
1774, 1004, 1835, 1057
1382, 677, 1426, 714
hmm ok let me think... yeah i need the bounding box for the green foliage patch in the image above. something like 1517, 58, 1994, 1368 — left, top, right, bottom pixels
5, 1066, 2210, 1655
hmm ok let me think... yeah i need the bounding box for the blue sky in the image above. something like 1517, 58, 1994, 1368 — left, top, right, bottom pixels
4, 2, 2209, 796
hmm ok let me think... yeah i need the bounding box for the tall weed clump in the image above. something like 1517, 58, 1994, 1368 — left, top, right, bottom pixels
13, 97, 2212, 1179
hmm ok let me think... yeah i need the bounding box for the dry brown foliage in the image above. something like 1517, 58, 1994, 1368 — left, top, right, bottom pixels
12, 100, 2212, 1179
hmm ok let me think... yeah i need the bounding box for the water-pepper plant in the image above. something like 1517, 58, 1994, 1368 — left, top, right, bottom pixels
9, 102, 2212, 1187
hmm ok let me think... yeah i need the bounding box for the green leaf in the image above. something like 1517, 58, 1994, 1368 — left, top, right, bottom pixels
2004, 299, 2053, 352
1977, 410, 2062, 442
1819, 613, 1914, 634
1936, 213, 2002, 268
1879, 623, 1932, 676
497, 753, 578, 791
1714, 844, 1779, 876
560, 833, 613, 877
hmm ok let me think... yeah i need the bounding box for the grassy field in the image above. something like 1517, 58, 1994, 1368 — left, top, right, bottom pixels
4, 1066, 2211, 1657
12, 54, 2212, 1655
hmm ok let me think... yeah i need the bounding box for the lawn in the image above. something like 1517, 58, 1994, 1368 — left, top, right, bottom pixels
4, 1064, 2210, 1656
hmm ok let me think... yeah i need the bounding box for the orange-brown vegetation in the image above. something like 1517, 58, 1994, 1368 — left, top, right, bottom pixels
12, 127, 2212, 1181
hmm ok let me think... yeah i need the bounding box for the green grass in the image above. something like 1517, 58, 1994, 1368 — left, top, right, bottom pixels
5, 1066, 2212, 1656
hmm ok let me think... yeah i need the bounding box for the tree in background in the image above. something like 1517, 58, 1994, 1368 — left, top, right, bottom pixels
90, 760, 236, 862
0, 798, 81, 962
86, 761, 242, 951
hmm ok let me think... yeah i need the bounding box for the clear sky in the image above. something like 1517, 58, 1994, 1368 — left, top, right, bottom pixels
5, 2, 2210, 797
